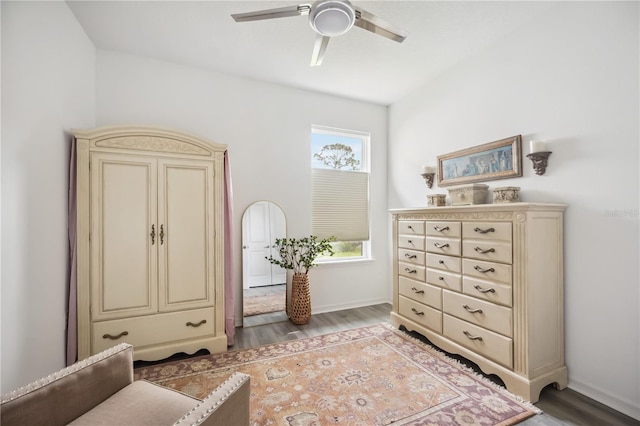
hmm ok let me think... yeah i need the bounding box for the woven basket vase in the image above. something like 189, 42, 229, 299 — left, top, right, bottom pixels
289, 272, 312, 325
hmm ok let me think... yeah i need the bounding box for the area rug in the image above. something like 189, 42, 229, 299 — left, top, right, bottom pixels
243, 292, 286, 316
134, 323, 539, 425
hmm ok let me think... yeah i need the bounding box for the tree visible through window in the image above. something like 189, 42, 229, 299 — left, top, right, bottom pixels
311, 126, 370, 260
313, 143, 360, 170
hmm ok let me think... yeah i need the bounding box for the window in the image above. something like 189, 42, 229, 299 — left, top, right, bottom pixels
311, 125, 370, 260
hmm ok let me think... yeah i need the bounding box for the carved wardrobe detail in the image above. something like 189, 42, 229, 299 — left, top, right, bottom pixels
73, 126, 227, 361
390, 203, 567, 403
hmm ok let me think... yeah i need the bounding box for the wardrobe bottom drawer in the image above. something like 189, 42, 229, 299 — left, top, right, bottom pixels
399, 295, 442, 333
92, 307, 215, 353
443, 314, 513, 369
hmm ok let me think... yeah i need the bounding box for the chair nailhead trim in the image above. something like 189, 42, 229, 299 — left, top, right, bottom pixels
1, 343, 132, 403
173, 372, 250, 426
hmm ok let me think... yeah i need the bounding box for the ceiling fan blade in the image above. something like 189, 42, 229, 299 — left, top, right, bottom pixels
353, 7, 408, 43
310, 34, 330, 67
231, 4, 311, 22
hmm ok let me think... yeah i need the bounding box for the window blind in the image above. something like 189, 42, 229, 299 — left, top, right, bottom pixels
312, 168, 369, 241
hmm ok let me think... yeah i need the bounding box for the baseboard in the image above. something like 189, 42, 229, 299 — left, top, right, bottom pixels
312, 297, 391, 315
569, 378, 640, 421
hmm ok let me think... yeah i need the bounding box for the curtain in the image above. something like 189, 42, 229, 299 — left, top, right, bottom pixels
224, 151, 235, 346
66, 140, 77, 366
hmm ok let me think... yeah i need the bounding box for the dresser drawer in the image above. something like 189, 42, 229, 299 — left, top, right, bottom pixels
443, 291, 512, 337
426, 253, 461, 273
462, 259, 512, 285
93, 307, 215, 353
399, 276, 442, 310
426, 221, 461, 238
398, 220, 425, 235
463, 277, 512, 307
399, 235, 425, 251
426, 237, 461, 256
443, 314, 513, 369
462, 222, 512, 242
399, 296, 442, 333
398, 248, 425, 266
426, 268, 462, 292
462, 240, 512, 264
399, 262, 426, 281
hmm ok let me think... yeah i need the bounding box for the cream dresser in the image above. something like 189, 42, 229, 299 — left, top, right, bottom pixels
390, 203, 567, 402
73, 126, 227, 361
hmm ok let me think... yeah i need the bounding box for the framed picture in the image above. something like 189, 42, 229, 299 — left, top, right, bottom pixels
437, 135, 522, 187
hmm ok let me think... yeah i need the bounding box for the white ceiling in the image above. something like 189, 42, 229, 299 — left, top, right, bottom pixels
67, 1, 554, 105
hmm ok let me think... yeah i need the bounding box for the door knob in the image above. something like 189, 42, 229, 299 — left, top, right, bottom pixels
243, 245, 248, 249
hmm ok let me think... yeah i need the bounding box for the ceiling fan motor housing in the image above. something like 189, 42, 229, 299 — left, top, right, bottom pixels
309, 0, 356, 37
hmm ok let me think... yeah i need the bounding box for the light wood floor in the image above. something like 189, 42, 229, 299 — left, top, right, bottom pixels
233, 303, 639, 426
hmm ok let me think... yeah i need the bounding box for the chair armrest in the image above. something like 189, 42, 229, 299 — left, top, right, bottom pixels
173, 372, 251, 426
1, 343, 134, 426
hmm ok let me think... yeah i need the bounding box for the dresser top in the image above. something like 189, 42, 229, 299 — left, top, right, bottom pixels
390, 202, 567, 215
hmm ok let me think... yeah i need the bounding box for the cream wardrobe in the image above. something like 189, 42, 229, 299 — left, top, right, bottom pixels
73, 126, 227, 361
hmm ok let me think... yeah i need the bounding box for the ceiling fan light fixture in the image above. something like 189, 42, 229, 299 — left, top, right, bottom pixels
309, 0, 355, 37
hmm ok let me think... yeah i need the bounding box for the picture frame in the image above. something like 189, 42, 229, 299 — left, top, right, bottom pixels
437, 135, 522, 187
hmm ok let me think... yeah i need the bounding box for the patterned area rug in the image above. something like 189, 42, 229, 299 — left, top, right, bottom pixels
134, 323, 539, 425
243, 292, 286, 316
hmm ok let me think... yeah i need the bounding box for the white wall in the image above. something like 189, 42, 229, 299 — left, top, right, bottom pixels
1, 1, 95, 391
388, 2, 639, 419
94, 50, 390, 326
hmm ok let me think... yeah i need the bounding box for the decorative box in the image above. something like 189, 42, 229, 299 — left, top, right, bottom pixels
447, 184, 489, 205
427, 194, 447, 207
493, 186, 521, 203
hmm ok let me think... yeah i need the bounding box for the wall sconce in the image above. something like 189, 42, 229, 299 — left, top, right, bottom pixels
421, 165, 435, 189
526, 141, 552, 176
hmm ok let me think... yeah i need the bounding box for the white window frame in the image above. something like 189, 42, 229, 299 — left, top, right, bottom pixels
311, 125, 371, 263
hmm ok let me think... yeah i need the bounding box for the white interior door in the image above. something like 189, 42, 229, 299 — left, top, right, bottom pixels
242, 201, 273, 288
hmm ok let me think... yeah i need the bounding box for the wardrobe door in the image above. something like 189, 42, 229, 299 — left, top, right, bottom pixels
90, 153, 158, 321
157, 158, 215, 312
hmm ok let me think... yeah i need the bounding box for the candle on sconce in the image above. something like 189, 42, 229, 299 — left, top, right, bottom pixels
422, 165, 435, 174
529, 141, 547, 153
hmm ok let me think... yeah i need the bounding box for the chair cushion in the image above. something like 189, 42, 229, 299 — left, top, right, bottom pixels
69, 380, 199, 425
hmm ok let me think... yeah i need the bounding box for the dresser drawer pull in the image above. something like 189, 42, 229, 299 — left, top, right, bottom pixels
404, 253, 417, 259
474, 285, 496, 294
434, 225, 450, 232
474, 247, 495, 254
186, 320, 207, 327
411, 287, 425, 294
463, 330, 483, 341
434, 242, 450, 249
473, 227, 495, 234
438, 260, 445, 264
407, 239, 414, 244
411, 308, 425, 316
103, 331, 128, 340
404, 268, 417, 274
473, 265, 495, 273
463, 304, 483, 314
438, 276, 445, 281
407, 225, 415, 231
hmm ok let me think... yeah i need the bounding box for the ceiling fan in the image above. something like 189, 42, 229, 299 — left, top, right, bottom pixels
231, 0, 408, 66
